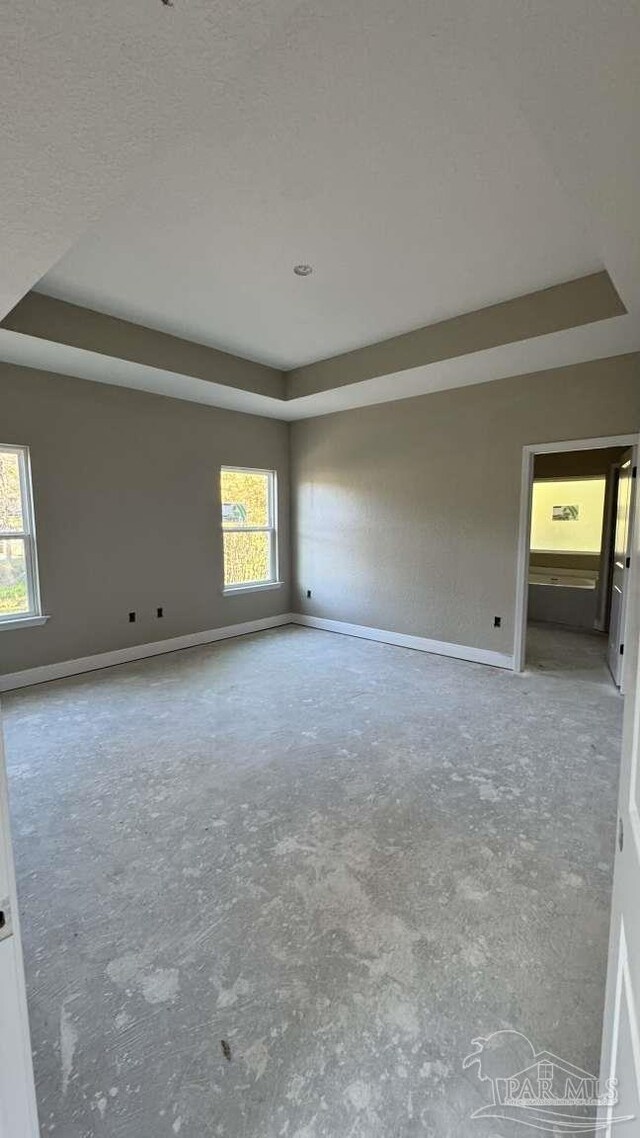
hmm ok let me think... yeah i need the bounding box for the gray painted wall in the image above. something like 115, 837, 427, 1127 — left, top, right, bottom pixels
287, 272, 624, 397
5, 294, 285, 398
3, 352, 640, 676
0, 364, 290, 675
533, 446, 626, 480
291, 355, 640, 656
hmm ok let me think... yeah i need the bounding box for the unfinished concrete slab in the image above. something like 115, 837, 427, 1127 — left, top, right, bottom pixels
2, 625, 621, 1137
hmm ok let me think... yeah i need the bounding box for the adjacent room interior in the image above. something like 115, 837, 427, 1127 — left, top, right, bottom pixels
524, 443, 634, 686
2, 4, 640, 1137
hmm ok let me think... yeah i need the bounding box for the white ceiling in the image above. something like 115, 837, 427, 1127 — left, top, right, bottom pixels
1, 0, 308, 323
35, 2, 600, 370
3, 1, 640, 397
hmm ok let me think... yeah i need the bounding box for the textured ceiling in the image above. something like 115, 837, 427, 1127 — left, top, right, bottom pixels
34, 2, 599, 369
1, 0, 308, 320
3, 0, 640, 406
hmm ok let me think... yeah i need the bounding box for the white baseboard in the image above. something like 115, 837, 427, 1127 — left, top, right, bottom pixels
291, 613, 514, 670
0, 614, 294, 692
0, 611, 513, 692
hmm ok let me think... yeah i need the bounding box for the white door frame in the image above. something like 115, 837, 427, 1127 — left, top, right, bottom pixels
513, 433, 639, 681
0, 709, 40, 1137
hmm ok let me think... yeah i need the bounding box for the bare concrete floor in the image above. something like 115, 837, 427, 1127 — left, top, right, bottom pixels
3, 625, 623, 1137
526, 620, 613, 689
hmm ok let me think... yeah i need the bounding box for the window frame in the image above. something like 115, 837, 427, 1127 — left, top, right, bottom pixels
220, 465, 281, 594
0, 443, 46, 629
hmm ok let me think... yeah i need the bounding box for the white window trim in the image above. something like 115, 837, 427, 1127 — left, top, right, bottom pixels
0, 444, 46, 630
222, 581, 284, 596
221, 466, 280, 594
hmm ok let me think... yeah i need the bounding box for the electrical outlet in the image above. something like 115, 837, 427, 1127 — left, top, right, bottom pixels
129, 611, 136, 623
494, 616, 501, 628
157, 607, 164, 618
306, 589, 312, 599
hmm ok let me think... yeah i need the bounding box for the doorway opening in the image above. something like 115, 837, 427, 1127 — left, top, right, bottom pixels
514, 434, 638, 689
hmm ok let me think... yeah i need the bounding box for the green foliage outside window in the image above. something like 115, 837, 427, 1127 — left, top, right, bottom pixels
221, 468, 275, 586
0, 451, 29, 615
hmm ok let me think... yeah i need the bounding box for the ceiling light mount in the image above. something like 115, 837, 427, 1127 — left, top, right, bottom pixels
293, 264, 313, 277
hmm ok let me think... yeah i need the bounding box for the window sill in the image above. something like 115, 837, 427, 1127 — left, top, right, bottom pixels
0, 614, 50, 631
223, 581, 284, 596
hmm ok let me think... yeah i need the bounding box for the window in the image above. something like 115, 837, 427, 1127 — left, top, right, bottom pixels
530, 477, 606, 554
0, 445, 44, 626
220, 467, 279, 591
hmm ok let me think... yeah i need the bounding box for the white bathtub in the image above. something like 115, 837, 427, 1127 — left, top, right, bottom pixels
528, 566, 598, 628
528, 568, 598, 590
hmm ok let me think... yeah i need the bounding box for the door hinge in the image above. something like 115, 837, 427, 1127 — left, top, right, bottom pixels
619, 817, 624, 852
620, 643, 625, 656
633, 466, 637, 479
0, 897, 13, 943
626, 556, 631, 569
